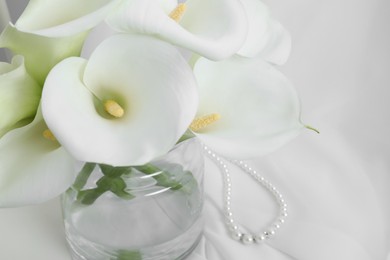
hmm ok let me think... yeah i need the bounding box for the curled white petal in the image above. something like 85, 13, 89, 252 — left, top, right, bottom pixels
15, 0, 121, 37
236, 0, 270, 57
0, 24, 89, 84
81, 22, 116, 59
257, 19, 292, 65
106, 0, 248, 60
0, 56, 40, 136
156, 0, 178, 14
193, 57, 303, 159
0, 108, 76, 207
42, 34, 198, 166
237, 0, 291, 65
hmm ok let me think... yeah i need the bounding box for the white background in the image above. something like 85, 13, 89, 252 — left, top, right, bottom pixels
0, 0, 389, 259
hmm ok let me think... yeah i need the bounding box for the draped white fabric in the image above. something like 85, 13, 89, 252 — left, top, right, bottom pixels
0, 0, 389, 259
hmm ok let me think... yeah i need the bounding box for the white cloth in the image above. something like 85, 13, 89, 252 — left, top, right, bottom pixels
0, 0, 389, 259
188, 0, 390, 259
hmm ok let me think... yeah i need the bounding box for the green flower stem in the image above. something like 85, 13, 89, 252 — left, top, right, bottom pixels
99, 164, 132, 178
74, 162, 197, 205
73, 163, 96, 191
97, 175, 135, 200
115, 250, 142, 260
177, 171, 199, 195
134, 164, 199, 195
134, 164, 183, 191
305, 124, 320, 134
76, 186, 108, 205
75, 163, 134, 205
177, 129, 195, 144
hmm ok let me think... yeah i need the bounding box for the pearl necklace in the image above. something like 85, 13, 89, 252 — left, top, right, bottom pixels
204, 146, 288, 244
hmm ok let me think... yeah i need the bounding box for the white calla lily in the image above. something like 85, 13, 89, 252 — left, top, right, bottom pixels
0, 56, 40, 137
191, 57, 304, 159
42, 34, 198, 166
156, 0, 178, 13
237, 0, 291, 65
0, 24, 88, 84
0, 107, 76, 207
0, 0, 122, 83
106, 0, 248, 60
15, 0, 121, 37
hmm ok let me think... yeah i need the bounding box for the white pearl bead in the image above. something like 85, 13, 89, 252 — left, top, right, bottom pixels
254, 234, 266, 242
226, 219, 235, 226
241, 234, 254, 244
231, 231, 242, 241
228, 224, 238, 231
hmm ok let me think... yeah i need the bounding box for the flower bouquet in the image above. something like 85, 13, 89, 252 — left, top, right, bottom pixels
0, 0, 310, 259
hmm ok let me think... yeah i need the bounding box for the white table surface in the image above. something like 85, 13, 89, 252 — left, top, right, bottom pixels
1, 0, 389, 259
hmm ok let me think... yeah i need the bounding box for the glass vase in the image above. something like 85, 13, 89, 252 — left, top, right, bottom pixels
61, 138, 204, 260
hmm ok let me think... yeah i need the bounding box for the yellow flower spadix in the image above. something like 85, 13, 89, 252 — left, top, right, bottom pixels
42, 129, 57, 141
169, 3, 187, 22
190, 113, 221, 132
104, 100, 124, 118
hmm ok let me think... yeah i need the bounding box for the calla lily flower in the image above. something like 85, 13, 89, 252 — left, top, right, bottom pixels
42, 34, 198, 166
0, 25, 88, 85
0, 107, 76, 207
0, 56, 40, 137
237, 0, 291, 65
106, 0, 248, 60
190, 57, 304, 159
14, 0, 121, 37
0, 0, 121, 84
